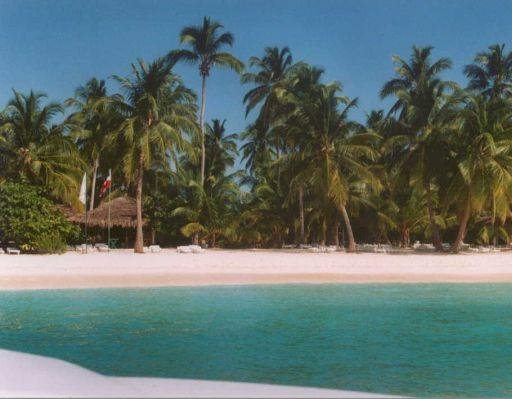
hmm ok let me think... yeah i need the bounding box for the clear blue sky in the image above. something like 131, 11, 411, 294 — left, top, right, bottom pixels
1, 0, 511, 139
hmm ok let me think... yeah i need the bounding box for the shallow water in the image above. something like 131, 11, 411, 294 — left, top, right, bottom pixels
1, 284, 512, 397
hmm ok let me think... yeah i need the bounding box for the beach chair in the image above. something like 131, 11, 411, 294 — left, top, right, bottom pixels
76, 244, 95, 254
189, 245, 205, 254
0, 248, 4, 254
149, 245, 161, 253
6, 247, 20, 255
95, 243, 109, 252
177, 246, 192, 254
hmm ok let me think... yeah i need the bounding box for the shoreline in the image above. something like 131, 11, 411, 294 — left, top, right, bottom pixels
1, 249, 512, 291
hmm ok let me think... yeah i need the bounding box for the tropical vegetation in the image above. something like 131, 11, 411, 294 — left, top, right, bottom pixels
1, 17, 512, 253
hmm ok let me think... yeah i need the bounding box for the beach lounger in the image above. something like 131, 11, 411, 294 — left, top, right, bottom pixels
76, 244, 95, 254
6, 247, 20, 255
149, 245, 161, 253
95, 243, 109, 252
0, 248, 4, 254
177, 245, 204, 254
189, 245, 205, 254
177, 246, 192, 253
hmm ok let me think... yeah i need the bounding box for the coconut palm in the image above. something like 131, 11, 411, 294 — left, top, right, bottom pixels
171, 168, 240, 247
170, 17, 244, 186
286, 82, 378, 251
204, 119, 239, 178
464, 44, 512, 100
110, 57, 197, 253
242, 46, 294, 122
240, 122, 273, 175
380, 46, 458, 251
448, 96, 512, 252
66, 78, 122, 210
0, 90, 83, 203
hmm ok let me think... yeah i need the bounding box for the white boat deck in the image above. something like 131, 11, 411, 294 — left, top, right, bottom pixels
0, 349, 401, 398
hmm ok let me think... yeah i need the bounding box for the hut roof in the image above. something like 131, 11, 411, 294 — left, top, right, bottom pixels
58, 196, 146, 228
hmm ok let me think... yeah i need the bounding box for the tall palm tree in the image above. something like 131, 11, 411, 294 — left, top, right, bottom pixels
448, 96, 512, 252
240, 122, 273, 175
464, 44, 512, 100
0, 90, 83, 203
66, 78, 120, 210
170, 17, 244, 186
111, 57, 197, 253
287, 82, 378, 251
242, 46, 294, 122
380, 46, 458, 251
204, 118, 238, 178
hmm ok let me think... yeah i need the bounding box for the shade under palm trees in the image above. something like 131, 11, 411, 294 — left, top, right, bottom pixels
380, 45, 458, 251
111, 57, 197, 253
448, 95, 512, 252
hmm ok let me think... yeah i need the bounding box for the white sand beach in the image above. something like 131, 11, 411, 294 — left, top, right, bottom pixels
1, 249, 512, 290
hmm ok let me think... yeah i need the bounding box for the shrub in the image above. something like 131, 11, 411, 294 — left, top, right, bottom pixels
0, 181, 80, 253
32, 233, 68, 254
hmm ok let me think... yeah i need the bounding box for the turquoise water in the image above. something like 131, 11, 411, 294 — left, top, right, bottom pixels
1, 284, 512, 397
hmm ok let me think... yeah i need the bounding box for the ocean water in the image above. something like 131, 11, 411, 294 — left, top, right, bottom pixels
1, 284, 512, 397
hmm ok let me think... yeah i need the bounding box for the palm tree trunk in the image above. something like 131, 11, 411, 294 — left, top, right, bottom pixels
341, 205, 356, 252
134, 153, 144, 254
424, 181, 444, 251
200, 75, 207, 186
299, 186, 305, 244
400, 226, 410, 248
89, 157, 99, 211
151, 227, 156, 246
320, 218, 326, 246
452, 200, 471, 253
332, 220, 340, 247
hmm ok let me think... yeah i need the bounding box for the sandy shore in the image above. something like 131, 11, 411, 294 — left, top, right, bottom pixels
1, 248, 512, 290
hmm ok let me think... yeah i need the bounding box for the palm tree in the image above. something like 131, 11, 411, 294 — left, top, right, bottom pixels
0, 90, 83, 203
66, 78, 120, 210
111, 58, 197, 253
242, 46, 294, 123
380, 45, 458, 251
204, 119, 238, 178
448, 96, 512, 252
170, 17, 244, 186
171, 167, 240, 247
287, 82, 378, 251
464, 44, 512, 100
240, 122, 273, 175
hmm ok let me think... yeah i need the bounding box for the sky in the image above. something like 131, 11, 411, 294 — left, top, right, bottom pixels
1, 0, 512, 151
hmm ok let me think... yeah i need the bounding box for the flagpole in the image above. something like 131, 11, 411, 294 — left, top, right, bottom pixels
85, 178, 88, 254
108, 169, 111, 253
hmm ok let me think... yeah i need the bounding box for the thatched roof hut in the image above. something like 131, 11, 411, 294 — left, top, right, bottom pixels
58, 196, 146, 228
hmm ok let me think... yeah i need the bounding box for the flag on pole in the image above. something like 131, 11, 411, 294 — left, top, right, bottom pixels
79, 173, 87, 205
99, 171, 112, 198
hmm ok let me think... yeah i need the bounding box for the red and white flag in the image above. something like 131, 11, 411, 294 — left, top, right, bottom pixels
99, 170, 111, 198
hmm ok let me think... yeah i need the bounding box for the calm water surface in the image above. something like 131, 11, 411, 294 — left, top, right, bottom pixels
1, 284, 512, 397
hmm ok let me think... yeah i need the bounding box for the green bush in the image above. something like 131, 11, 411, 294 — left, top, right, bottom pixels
0, 181, 80, 253
32, 233, 68, 254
